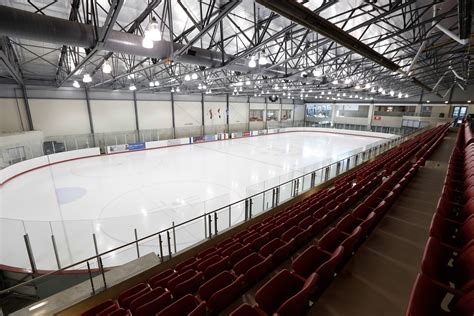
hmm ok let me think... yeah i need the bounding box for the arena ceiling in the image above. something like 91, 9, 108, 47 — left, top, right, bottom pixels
0, 0, 472, 101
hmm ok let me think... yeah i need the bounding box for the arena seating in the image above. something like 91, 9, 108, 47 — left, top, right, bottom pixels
406, 122, 474, 316
81, 124, 451, 316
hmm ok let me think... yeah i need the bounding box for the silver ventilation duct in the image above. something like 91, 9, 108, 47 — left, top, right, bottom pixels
0, 5, 287, 77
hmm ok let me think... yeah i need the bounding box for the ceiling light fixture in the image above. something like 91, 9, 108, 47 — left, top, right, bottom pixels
72, 80, 80, 88
248, 56, 257, 68
82, 73, 92, 83
102, 62, 112, 74
145, 17, 162, 41
258, 50, 268, 65
129, 85, 136, 91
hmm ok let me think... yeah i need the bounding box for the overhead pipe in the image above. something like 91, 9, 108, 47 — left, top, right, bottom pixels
0, 5, 285, 77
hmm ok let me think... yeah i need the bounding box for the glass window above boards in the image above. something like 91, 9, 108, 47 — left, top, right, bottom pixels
374, 105, 416, 117
305, 104, 332, 118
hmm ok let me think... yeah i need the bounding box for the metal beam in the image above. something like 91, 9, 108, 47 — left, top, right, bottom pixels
174, 0, 242, 57
255, 0, 400, 71
0, 36, 23, 85
56, 0, 124, 87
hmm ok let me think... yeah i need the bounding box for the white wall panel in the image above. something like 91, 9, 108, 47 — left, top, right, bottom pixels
229, 102, 248, 124
0, 98, 25, 133
29, 99, 90, 136
294, 104, 305, 121
204, 101, 227, 126
137, 100, 172, 129
90, 99, 135, 133
250, 103, 265, 110
174, 101, 202, 127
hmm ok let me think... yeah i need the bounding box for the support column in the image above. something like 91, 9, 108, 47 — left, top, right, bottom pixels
84, 88, 96, 147
330, 102, 337, 127
368, 101, 375, 130
293, 100, 296, 126
171, 92, 176, 138
133, 91, 140, 141
279, 97, 283, 126
226, 93, 230, 133
201, 93, 205, 135
264, 96, 268, 130
21, 85, 33, 131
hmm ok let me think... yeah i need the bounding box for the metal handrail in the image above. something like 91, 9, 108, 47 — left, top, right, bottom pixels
0, 128, 419, 295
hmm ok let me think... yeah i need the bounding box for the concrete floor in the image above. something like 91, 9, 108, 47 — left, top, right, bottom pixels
309, 133, 456, 316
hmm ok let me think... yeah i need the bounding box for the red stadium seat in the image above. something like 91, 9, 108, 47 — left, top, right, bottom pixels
197, 271, 244, 314
232, 252, 272, 287
156, 294, 207, 316
129, 287, 171, 316
196, 254, 229, 279
259, 238, 293, 265
148, 269, 177, 289
167, 270, 204, 298
117, 283, 150, 309
254, 269, 317, 315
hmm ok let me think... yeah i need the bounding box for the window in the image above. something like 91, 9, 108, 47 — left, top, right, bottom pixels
281, 109, 292, 121
249, 109, 264, 121
267, 110, 279, 121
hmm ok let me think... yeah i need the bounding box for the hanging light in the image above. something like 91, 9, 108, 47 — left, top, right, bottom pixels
149, 81, 155, 87
405, 93, 409, 98
398, 92, 403, 98
102, 62, 112, 74
154, 80, 160, 86
176, 87, 180, 92
344, 78, 351, 84
389, 90, 395, 96
184, 74, 191, 81
313, 68, 323, 77
171, 87, 175, 93
82, 73, 92, 83
129, 85, 136, 91
332, 79, 339, 85
142, 36, 154, 49
378, 87, 383, 93
245, 80, 251, 86
258, 50, 268, 65
248, 56, 257, 68
72, 80, 80, 88
198, 83, 203, 89
145, 17, 162, 41
191, 73, 198, 80
370, 87, 376, 93
365, 82, 371, 89
355, 84, 361, 89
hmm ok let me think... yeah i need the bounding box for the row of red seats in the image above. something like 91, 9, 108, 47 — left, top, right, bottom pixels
406, 122, 474, 316
81, 179, 379, 316
82, 126, 446, 316
230, 140, 430, 315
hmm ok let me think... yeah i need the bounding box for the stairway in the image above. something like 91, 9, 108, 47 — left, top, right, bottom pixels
308, 133, 457, 316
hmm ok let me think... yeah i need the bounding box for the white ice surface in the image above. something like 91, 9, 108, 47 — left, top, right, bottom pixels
1, 131, 393, 270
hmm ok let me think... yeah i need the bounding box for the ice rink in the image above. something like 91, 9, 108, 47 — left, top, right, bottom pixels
1, 130, 394, 270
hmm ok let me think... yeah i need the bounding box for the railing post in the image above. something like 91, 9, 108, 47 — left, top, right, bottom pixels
87, 261, 96, 295
158, 234, 164, 263
208, 214, 212, 238
93, 233, 100, 270
228, 206, 231, 227
167, 231, 172, 259
98, 256, 107, 290
134, 228, 140, 258
249, 198, 253, 219
214, 212, 218, 235
51, 234, 61, 269
23, 234, 37, 273
244, 199, 249, 220
172, 222, 177, 254
276, 187, 280, 205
